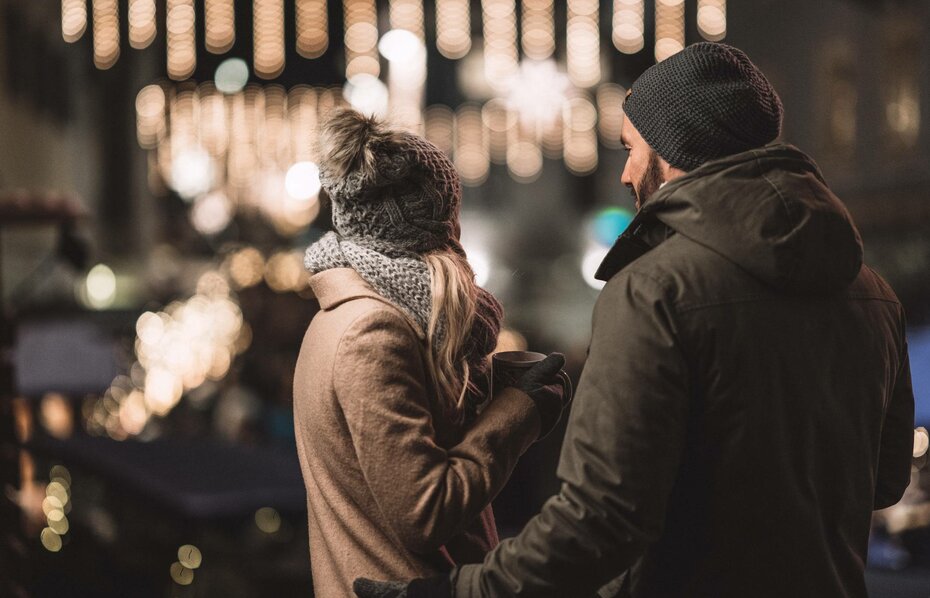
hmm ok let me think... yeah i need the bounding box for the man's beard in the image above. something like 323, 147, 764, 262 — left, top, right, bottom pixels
634, 150, 665, 211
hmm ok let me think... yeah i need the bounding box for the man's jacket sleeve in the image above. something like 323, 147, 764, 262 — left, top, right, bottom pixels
454, 270, 691, 597
873, 339, 915, 510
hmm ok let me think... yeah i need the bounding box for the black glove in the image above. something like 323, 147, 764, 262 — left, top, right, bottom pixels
516, 352, 571, 438
353, 574, 452, 598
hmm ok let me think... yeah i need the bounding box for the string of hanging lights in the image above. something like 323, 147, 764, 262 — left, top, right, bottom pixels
70, 0, 726, 222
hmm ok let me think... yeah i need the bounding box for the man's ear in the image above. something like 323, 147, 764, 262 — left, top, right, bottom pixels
658, 156, 688, 183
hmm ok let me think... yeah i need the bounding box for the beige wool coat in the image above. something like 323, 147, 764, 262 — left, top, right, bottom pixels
293, 268, 541, 598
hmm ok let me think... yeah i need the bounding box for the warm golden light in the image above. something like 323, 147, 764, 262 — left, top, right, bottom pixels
255, 507, 282, 533
136, 84, 167, 150
41, 528, 63, 552
436, 0, 470, 59
454, 103, 490, 186
128, 0, 157, 49
343, 0, 380, 78
697, 0, 726, 42
613, 0, 645, 54
655, 0, 685, 62
389, 0, 425, 40
297, 0, 329, 58
521, 0, 555, 60
40, 393, 74, 440
254, 0, 286, 79
92, 0, 119, 69
205, 0, 236, 53
567, 0, 601, 88
226, 247, 266, 289
425, 105, 455, 156
62, 0, 88, 43
482, 99, 515, 165
178, 544, 203, 569
264, 251, 307, 293
596, 83, 626, 149
170, 562, 195, 585
167, 0, 196, 80
482, 0, 518, 88
563, 95, 598, 175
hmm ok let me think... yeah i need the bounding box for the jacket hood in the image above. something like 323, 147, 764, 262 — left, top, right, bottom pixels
636, 144, 863, 294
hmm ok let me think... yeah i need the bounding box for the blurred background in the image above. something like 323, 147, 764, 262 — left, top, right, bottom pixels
0, 0, 929, 596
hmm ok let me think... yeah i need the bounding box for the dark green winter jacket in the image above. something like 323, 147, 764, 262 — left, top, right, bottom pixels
453, 144, 915, 598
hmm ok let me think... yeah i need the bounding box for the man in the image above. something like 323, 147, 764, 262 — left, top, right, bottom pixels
355, 42, 915, 598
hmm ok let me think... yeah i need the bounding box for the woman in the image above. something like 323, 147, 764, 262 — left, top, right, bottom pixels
293, 109, 568, 597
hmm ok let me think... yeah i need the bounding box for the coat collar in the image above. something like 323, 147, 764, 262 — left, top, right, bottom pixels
594, 213, 673, 282
308, 268, 427, 340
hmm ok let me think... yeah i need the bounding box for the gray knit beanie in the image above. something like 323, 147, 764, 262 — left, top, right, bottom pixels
318, 109, 463, 254
623, 42, 784, 171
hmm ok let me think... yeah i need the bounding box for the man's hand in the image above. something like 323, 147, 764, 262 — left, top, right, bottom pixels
353, 574, 452, 598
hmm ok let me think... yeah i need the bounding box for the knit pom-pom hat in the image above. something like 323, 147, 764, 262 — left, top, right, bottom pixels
318, 109, 463, 254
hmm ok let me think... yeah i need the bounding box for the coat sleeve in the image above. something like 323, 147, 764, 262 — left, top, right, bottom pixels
454, 271, 690, 597
873, 337, 915, 510
333, 308, 541, 555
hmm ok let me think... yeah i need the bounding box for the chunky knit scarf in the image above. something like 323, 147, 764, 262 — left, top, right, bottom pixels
305, 232, 503, 423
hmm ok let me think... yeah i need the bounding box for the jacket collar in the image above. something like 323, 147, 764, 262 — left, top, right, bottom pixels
594, 213, 673, 282
308, 268, 427, 340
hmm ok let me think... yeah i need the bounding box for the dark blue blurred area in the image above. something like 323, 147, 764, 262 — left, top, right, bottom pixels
909, 326, 930, 427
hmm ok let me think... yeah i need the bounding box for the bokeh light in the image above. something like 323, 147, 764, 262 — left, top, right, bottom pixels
85, 264, 117, 310
255, 507, 282, 533
215, 58, 250, 94
178, 544, 203, 569
205, 0, 236, 53
297, 0, 329, 58
191, 190, 234, 236
62, 0, 88, 43
591, 207, 634, 247
170, 146, 214, 200
582, 245, 609, 290
343, 73, 389, 118
285, 162, 322, 200
170, 562, 195, 585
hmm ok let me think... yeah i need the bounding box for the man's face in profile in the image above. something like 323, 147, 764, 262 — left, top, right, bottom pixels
619, 117, 666, 211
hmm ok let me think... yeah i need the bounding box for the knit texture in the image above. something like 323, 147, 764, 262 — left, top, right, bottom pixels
304, 233, 504, 423
623, 42, 784, 171
305, 233, 433, 335
319, 132, 463, 254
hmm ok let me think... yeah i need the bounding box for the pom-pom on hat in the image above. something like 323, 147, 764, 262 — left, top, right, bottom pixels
623, 42, 784, 171
318, 109, 463, 254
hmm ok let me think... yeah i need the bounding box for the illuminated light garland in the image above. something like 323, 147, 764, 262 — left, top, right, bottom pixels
521, 0, 555, 60
297, 0, 328, 58
254, 0, 286, 79
128, 0, 156, 49
62, 0, 87, 43
92, 0, 119, 70
567, 0, 601, 88
596, 83, 626, 149
436, 0, 470, 59
166, 0, 196, 80
655, 0, 685, 62
343, 0, 380, 78
454, 103, 490, 186
205, 0, 236, 54
697, 0, 727, 41
482, 0, 518, 89
563, 94, 599, 176
613, 0, 645, 54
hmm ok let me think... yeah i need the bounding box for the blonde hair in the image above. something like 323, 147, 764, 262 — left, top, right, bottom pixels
424, 249, 481, 422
